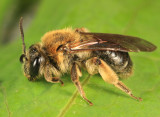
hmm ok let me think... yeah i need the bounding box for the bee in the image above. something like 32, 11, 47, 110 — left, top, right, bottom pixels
19, 17, 156, 105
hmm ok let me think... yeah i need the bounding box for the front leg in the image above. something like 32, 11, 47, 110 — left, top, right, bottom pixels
44, 64, 64, 86
71, 62, 93, 106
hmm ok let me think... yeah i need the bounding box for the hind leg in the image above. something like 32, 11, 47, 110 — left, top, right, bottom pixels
85, 57, 142, 101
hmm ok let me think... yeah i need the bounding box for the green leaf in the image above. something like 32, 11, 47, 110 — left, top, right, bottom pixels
0, 0, 160, 117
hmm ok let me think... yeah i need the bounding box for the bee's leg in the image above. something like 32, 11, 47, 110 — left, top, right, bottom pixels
44, 65, 64, 86
71, 62, 93, 106
50, 77, 64, 86
92, 57, 142, 101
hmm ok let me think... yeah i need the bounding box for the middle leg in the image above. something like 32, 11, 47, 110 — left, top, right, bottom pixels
71, 62, 93, 105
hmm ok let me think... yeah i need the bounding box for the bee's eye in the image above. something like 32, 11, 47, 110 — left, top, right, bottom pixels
20, 54, 26, 63
30, 57, 41, 77
33, 58, 39, 67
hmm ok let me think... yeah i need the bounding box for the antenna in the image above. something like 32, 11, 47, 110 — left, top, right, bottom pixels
19, 17, 26, 55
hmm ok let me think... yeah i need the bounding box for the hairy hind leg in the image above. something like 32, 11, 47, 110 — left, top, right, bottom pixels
86, 57, 142, 101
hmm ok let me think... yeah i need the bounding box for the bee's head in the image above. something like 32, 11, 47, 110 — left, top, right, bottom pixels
20, 45, 45, 81
19, 17, 45, 81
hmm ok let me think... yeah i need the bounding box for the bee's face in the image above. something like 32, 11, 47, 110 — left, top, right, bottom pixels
20, 44, 45, 81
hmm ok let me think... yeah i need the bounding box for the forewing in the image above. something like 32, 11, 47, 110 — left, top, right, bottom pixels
69, 32, 156, 52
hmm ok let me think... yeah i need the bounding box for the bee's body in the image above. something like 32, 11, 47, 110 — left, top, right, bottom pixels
19, 18, 156, 105
28, 28, 132, 80
92, 51, 131, 79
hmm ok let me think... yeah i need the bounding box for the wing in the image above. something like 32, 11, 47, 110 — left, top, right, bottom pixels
69, 32, 157, 52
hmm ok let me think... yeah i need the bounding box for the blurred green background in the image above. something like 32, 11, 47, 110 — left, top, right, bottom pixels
0, 0, 160, 117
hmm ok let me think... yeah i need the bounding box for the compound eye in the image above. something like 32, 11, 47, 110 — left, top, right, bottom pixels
19, 54, 26, 63
29, 57, 41, 77
33, 57, 39, 67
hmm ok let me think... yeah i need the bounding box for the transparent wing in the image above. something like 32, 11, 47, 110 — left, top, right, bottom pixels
69, 32, 156, 52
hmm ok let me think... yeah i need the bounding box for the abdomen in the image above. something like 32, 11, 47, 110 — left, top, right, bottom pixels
93, 50, 133, 78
